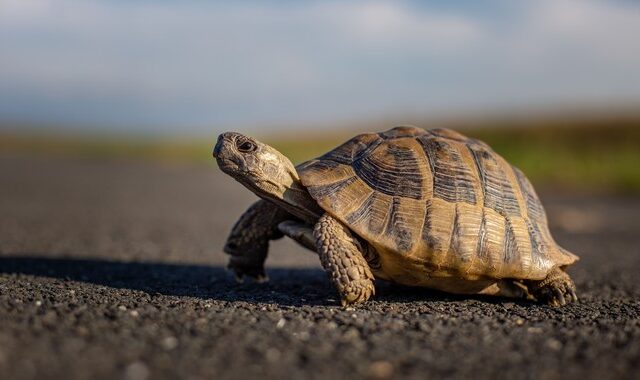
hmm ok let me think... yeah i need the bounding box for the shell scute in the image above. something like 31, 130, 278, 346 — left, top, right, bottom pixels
384, 196, 425, 254
417, 135, 478, 205
428, 128, 472, 142
352, 139, 427, 200
466, 142, 522, 217
318, 132, 381, 164
379, 125, 428, 139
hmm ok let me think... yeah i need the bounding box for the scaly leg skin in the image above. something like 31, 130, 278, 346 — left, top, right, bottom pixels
525, 266, 578, 307
224, 199, 290, 282
313, 213, 375, 306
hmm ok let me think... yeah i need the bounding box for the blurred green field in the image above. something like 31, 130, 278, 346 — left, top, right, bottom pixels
2, 115, 639, 193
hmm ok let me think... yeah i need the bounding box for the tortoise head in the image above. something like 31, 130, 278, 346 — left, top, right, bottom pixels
213, 132, 301, 204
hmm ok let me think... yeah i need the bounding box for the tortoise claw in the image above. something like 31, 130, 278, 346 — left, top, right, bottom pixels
227, 257, 268, 284
557, 289, 566, 306
339, 280, 375, 307
531, 268, 578, 307
253, 274, 269, 283
569, 287, 578, 302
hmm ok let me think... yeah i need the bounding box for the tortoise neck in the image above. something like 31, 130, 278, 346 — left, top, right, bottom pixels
272, 179, 322, 224
252, 171, 322, 224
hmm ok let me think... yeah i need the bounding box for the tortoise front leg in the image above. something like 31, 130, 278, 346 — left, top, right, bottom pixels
224, 199, 290, 282
314, 213, 375, 306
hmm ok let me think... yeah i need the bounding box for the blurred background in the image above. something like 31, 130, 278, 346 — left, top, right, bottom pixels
2, 2, 640, 379
1, 0, 639, 192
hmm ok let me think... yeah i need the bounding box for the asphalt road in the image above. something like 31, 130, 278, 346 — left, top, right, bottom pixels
0, 153, 639, 380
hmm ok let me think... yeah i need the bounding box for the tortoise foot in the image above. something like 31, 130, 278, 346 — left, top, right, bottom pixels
529, 267, 578, 307
227, 256, 269, 283
340, 279, 375, 307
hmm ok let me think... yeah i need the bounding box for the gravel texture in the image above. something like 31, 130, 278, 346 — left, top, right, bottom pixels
0, 153, 639, 380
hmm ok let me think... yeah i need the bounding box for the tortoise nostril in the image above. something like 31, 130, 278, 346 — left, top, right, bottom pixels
213, 139, 224, 158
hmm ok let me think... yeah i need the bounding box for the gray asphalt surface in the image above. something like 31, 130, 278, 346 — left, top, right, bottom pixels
0, 153, 639, 380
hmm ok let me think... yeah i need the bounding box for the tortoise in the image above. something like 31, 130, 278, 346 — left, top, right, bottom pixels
213, 126, 579, 307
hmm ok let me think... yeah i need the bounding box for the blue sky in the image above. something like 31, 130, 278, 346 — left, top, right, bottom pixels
1, 0, 639, 135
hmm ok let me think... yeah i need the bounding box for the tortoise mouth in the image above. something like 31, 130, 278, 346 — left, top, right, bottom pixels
215, 157, 251, 178
213, 135, 250, 176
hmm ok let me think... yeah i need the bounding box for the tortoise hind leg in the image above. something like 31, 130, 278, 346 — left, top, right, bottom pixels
524, 267, 578, 307
314, 214, 375, 306
492, 280, 528, 299
224, 200, 289, 282
277, 221, 317, 252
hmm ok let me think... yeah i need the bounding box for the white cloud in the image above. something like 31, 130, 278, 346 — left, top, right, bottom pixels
0, 0, 639, 132
325, 2, 483, 51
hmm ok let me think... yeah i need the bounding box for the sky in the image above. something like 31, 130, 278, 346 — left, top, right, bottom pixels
1, 0, 639, 135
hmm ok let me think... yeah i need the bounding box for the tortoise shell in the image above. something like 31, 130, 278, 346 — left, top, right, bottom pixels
297, 126, 578, 281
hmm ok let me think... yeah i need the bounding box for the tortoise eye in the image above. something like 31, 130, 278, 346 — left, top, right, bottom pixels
237, 140, 257, 153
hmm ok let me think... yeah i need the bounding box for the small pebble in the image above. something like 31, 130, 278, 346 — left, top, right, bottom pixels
76, 326, 90, 336
118, 305, 127, 311
124, 361, 149, 380
546, 338, 563, 351
368, 360, 394, 379
161, 336, 178, 350
343, 328, 360, 340
276, 318, 286, 329
265, 348, 281, 362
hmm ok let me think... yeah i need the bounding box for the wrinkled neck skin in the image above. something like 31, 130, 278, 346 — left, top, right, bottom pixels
231, 149, 322, 224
